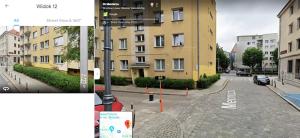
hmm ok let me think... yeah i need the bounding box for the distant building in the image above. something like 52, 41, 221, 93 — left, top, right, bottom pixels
278, 0, 300, 86
231, 33, 278, 70
0, 29, 21, 66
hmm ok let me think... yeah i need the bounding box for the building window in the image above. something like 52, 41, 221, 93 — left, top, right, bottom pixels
33, 44, 37, 51
33, 56, 37, 62
54, 36, 64, 46
44, 40, 49, 48
155, 59, 165, 71
270, 39, 275, 43
172, 8, 183, 21
154, 11, 164, 24
289, 23, 293, 34
173, 58, 184, 70
298, 17, 300, 29
44, 26, 49, 34
289, 42, 293, 52
54, 55, 63, 64
135, 24, 144, 31
136, 56, 145, 63
14, 43, 16, 47
290, 5, 294, 15
120, 60, 128, 70
14, 50, 16, 54
265, 51, 268, 54
136, 45, 145, 53
155, 35, 164, 47
40, 56, 44, 63
252, 36, 255, 40
110, 60, 115, 70
288, 60, 293, 73
173, 34, 184, 46
119, 39, 127, 49
33, 31, 37, 38
265, 40, 269, 43
45, 56, 49, 63
247, 42, 250, 45
297, 39, 300, 49
40, 42, 44, 49
135, 34, 144, 42
95, 38, 99, 49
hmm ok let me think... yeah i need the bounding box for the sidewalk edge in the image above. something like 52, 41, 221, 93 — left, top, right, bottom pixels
1, 72, 22, 92
266, 85, 300, 111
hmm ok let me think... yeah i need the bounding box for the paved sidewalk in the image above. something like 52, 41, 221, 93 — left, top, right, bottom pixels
110, 78, 228, 96
0, 67, 62, 93
267, 78, 300, 111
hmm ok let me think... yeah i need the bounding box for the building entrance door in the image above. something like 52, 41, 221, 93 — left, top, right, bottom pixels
139, 69, 144, 77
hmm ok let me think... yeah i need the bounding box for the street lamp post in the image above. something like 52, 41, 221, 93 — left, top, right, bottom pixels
102, 5, 114, 111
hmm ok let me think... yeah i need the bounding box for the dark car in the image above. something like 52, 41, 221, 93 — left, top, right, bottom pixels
253, 75, 270, 85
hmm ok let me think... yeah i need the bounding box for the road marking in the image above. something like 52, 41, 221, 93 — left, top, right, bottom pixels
221, 90, 237, 109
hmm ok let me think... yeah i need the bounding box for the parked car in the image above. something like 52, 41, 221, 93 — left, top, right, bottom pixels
236, 68, 252, 76
94, 85, 135, 138
253, 75, 270, 85
225, 69, 230, 73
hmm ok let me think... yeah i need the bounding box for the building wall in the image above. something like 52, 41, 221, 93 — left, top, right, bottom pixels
278, 0, 300, 86
0, 30, 21, 66
95, 0, 216, 82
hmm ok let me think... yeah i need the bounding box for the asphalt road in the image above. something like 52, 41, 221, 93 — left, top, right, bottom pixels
114, 75, 300, 138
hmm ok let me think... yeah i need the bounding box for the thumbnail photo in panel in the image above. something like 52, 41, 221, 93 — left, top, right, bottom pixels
0, 26, 94, 93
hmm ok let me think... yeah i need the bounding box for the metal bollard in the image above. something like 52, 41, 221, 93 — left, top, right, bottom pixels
14, 75, 16, 80
274, 81, 276, 88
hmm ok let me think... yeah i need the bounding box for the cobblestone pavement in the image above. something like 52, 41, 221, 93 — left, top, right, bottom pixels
115, 75, 300, 138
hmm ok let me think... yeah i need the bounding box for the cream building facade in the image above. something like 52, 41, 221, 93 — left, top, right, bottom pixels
278, 0, 300, 86
0, 29, 21, 66
95, 0, 217, 83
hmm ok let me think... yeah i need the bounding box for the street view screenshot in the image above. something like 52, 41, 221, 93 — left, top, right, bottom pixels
0, 0, 300, 138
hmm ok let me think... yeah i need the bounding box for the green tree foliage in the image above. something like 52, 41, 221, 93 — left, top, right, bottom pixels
242, 47, 263, 71
216, 45, 230, 71
59, 27, 94, 61
271, 48, 278, 67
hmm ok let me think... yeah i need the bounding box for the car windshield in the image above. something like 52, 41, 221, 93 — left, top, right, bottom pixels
95, 92, 104, 106
257, 75, 267, 79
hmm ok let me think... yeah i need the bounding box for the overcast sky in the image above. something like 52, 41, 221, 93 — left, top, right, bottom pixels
216, 0, 288, 52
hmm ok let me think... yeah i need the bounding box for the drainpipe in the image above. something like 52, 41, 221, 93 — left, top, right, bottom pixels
197, 0, 200, 79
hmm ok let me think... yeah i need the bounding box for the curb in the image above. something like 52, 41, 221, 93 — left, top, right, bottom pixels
112, 79, 229, 96
266, 85, 300, 111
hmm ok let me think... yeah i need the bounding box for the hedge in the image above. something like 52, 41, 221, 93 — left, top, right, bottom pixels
134, 77, 194, 90
197, 74, 220, 89
95, 76, 131, 86
14, 64, 94, 92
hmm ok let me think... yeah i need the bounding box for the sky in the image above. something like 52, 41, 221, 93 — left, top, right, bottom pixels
216, 0, 288, 52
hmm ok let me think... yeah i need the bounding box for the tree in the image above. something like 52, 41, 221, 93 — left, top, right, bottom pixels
242, 47, 263, 72
216, 45, 230, 72
271, 48, 278, 67
59, 27, 94, 61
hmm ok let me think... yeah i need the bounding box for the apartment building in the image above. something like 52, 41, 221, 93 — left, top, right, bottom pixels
20, 26, 94, 73
232, 34, 278, 70
278, 0, 300, 86
95, 0, 217, 83
0, 29, 21, 66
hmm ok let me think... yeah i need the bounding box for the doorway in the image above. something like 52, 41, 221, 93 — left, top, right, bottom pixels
138, 69, 144, 77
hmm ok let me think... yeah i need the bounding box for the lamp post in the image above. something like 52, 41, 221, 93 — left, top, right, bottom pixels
102, 2, 114, 111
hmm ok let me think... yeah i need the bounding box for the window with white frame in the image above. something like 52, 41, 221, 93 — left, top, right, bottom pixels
135, 35, 144, 42
173, 34, 184, 46
172, 8, 183, 21
44, 40, 49, 48
155, 35, 164, 47
45, 56, 49, 63
119, 39, 127, 49
54, 36, 64, 46
289, 23, 293, 34
101, 40, 113, 50
120, 60, 128, 70
110, 60, 115, 70
33, 56, 37, 62
135, 24, 144, 31
155, 59, 165, 70
40, 56, 44, 63
45, 26, 49, 34
136, 56, 145, 63
40, 42, 44, 49
173, 58, 184, 70
136, 45, 145, 53
33, 44, 37, 51
33, 31, 37, 38
154, 11, 164, 23
54, 55, 63, 64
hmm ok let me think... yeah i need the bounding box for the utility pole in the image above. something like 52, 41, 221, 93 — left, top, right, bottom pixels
80, 26, 89, 93
102, 1, 114, 111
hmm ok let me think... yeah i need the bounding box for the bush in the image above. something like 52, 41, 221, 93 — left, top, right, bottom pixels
197, 74, 220, 89
134, 77, 194, 90
13, 64, 94, 93
95, 76, 131, 86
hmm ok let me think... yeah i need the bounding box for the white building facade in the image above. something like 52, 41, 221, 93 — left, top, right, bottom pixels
0, 29, 21, 66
